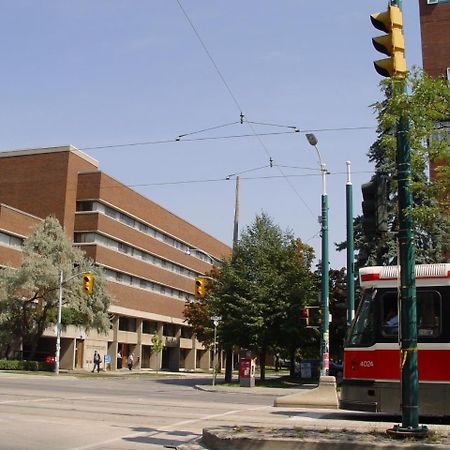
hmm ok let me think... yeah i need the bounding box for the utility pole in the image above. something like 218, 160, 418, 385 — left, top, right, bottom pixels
346, 162, 355, 327
233, 176, 240, 249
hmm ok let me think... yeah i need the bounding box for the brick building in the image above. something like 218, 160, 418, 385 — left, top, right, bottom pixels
419, 0, 450, 78
0, 146, 231, 371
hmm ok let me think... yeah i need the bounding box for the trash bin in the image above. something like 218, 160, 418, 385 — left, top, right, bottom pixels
239, 357, 256, 387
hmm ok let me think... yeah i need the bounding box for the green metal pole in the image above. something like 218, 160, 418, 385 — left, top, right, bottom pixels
389, 0, 424, 434
397, 115, 420, 430
346, 162, 355, 328
321, 170, 330, 376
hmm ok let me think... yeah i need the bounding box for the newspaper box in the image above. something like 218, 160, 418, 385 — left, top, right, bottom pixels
239, 357, 256, 387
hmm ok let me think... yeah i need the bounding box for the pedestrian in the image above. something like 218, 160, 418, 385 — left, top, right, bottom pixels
92, 351, 101, 373
117, 351, 122, 369
127, 354, 134, 371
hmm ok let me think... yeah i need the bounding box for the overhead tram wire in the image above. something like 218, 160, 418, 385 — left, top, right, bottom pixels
79, 125, 374, 152
175, 0, 316, 217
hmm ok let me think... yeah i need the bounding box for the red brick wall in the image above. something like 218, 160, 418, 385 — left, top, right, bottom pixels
0, 147, 97, 237
419, 0, 450, 77
77, 172, 230, 260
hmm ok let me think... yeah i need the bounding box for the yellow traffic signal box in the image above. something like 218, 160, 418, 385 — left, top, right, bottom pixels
194, 277, 206, 298
371, 5, 406, 78
82, 272, 94, 294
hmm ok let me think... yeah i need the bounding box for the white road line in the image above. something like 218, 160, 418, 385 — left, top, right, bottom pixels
0, 395, 93, 405
69, 404, 271, 450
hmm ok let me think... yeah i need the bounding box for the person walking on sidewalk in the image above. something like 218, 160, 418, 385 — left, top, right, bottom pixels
92, 351, 101, 373
127, 354, 134, 371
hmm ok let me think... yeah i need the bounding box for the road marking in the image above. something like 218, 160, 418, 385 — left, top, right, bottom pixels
0, 395, 92, 405
69, 404, 271, 450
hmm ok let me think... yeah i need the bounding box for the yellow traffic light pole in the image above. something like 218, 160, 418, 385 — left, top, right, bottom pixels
371, 1, 427, 437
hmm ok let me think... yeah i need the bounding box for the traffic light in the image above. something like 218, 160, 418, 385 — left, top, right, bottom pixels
361, 174, 388, 235
82, 272, 94, 294
370, 5, 406, 78
300, 308, 310, 326
194, 277, 206, 298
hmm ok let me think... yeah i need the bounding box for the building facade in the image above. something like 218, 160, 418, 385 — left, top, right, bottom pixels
0, 146, 230, 371
419, 0, 450, 79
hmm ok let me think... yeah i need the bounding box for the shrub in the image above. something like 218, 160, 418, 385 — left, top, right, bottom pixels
0, 359, 53, 372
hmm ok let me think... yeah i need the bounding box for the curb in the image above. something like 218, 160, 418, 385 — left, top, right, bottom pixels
202, 427, 448, 450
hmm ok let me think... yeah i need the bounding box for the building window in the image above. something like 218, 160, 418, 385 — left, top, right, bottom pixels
76, 201, 94, 212
143, 320, 158, 335
119, 316, 137, 332
0, 232, 24, 248
163, 323, 177, 337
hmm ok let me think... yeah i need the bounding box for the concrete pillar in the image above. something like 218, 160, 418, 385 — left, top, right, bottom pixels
136, 318, 143, 369
112, 314, 119, 370
168, 326, 181, 371
149, 322, 163, 370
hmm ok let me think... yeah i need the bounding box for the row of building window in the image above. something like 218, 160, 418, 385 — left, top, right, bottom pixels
0, 231, 24, 249
76, 201, 218, 265
74, 232, 199, 279
102, 267, 195, 302
118, 316, 192, 338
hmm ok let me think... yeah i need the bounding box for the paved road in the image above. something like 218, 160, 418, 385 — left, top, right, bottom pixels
0, 372, 448, 449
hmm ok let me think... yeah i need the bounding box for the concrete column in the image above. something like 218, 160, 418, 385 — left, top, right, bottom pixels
150, 322, 163, 370
184, 332, 196, 370
136, 318, 143, 369
168, 326, 181, 371
112, 315, 119, 370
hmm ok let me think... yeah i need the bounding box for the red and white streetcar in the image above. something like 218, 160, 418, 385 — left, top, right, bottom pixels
340, 263, 450, 416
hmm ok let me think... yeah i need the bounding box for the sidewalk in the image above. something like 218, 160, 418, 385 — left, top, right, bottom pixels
194, 381, 316, 397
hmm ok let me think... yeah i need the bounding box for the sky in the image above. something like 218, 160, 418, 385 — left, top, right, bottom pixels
0, 1, 423, 268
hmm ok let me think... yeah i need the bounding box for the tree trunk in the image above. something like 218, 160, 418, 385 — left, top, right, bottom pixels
259, 347, 266, 381
289, 346, 296, 378
225, 347, 233, 382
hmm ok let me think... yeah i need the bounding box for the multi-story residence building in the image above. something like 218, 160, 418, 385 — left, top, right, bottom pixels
0, 146, 230, 371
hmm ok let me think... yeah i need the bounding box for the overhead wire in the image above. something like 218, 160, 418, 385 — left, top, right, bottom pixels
175, 0, 318, 218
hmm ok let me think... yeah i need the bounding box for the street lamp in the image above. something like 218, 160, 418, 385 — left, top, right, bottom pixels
211, 315, 221, 386
305, 133, 330, 377
185, 247, 218, 266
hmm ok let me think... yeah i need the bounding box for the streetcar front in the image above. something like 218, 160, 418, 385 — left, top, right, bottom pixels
340, 263, 450, 416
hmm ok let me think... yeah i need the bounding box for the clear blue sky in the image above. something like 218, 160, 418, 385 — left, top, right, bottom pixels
0, 1, 422, 268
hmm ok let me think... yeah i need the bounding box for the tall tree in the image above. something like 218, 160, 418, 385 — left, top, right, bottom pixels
185, 213, 316, 381
0, 216, 112, 359
338, 69, 450, 268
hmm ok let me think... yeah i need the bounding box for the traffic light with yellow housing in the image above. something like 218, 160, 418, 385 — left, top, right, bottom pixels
82, 272, 94, 294
194, 277, 206, 298
370, 5, 406, 78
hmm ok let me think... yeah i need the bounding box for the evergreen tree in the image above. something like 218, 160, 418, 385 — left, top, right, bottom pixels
338, 69, 450, 268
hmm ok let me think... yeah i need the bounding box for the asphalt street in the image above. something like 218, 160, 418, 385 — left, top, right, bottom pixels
0, 372, 449, 449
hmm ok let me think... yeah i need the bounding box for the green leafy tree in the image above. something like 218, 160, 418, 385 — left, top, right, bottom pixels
0, 216, 112, 359
185, 213, 316, 381
338, 69, 450, 268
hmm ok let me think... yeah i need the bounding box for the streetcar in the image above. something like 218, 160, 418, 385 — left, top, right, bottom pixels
340, 263, 450, 416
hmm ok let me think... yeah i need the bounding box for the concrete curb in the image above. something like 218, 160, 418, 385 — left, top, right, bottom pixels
202, 427, 448, 450
274, 375, 339, 409
194, 383, 315, 397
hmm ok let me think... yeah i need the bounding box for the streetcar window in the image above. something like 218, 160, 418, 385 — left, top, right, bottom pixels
347, 289, 375, 346
381, 292, 399, 336
380, 290, 441, 338
417, 290, 441, 338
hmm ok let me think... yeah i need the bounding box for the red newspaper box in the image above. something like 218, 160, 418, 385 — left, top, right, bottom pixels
239, 357, 256, 387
